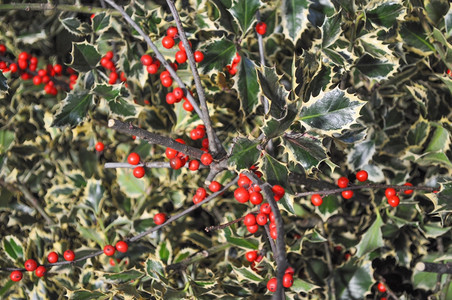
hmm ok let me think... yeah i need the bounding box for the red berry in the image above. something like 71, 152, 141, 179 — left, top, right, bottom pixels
109, 257, 121, 266
104, 60, 115, 70
47, 251, 58, 263
178, 40, 192, 51
18, 59, 28, 70
260, 203, 272, 214
209, 181, 222, 192
167, 26, 178, 38
133, 166, 145, 178
196, 187, 207, 199
9, 63, 18, 73
269, 222, 277, 230
245, 250, 258, 262
311, 194, 323, 206
356, 170, 368, 182
269, 211, 275, 223
147, 63, 159, 74
341, 190, 354, 199
64, 249, 75, 261
202, 138, 209, 148
387, 195, 400, 207
183, 99, 194, 111
175, 50, 187, 64
175, 138, 186, 144
0, 44, 6, 54
35, 266, 46, 277
337, 176, 349, 188
18, 51, 29, 61
255, 22, 267, 35
141, 54, 153, 66
377, 282, 386, 293
385, 188, 396, 198
170, 157, 184, 169
249, 191, 263, 205
285, 266, 295, 275
243, 213, 256, 226
247, 224, 259, 234
104, 245, 116, 256
32, 75, 42, 85
24, 259, 38, 271
267, 277, 277, 292
166, 92, 177, 105
403, 182, 413, 195
194, 51, 204, 62
165, 147, 178, 159
115, 241, 128, 253
188, 160, 200, 171
161, 76, 173, 88
162, 36, 175, 49
272, 185, 285, 197
173, 87, 184, 100
256, 213, 268, 226
95, 141, 105, 152
200, 153, 213, 165
192, 195, 203, 204
232, 52, 241, 64
238, 176, 251, 188
10, 270, 23, 282
283, 274, 294, 288
154, 212, 167, 225
53, 64, 62, 74
234, 187, 250, 203
270, 227, 277, 239
127, 152, 140, 165
105, 51, 114, 60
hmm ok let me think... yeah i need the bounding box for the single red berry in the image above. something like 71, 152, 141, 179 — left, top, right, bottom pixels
183, 99, 194, 111
18, 59, 28, 70
285, 266, 295, 275
403, 182, 413, 194
267, 277, 277, 292
10, 270, 23, 282
165, 148, 178, 159
175, 50, 187, 64
238, 176, 251, 188
95, 141, 105, 152
127, 152, 140, 165
194, 51, 204, 62
188, 160, 200, 171
141, 54, 153, 66
105, 60, 115, 70
53, 64, 62, 74
147, 63, 159, 74
190, 129, 200, 140
9, 63, 18, 73
178, 40, 192, 51
173, 87, 184, 100
209, 181, 222, 192
0, 44, 6, 54
232, 52, 241, 64
269, 222, 277, 230
196, 187, 207, 199
154, 212, 167, 225
385, 188, 396, 198
194, 128, 205, 140
387, 195, 400, 207
200, 153, 213, 165
161, 76, 173, 88
247, 224, 259, 234
167, 26, 178, 38
243, 213, 256, 226
256, 213, 268, 226
170, 157, 184, 170
115, 241, 128, 253
192, 195, 203, 204
249, 191, 263, 205
35, 266, 46, 277
234, 187, 250, 203
245, 250, 258, 262
448, 69, 452, 76
260, 203, 272, 214
311, 194, 323, 206
18, 51, 29, 61
133, 166, 145, 178
356, 170, 368, 182
272, 185, 285, 197
104, 245, 116, 256
283, 274, 294, 288
380, 298, 387, 300
24, 259, 38, 271
255, 22, 267, 35
342, 190, 354, 199
269, 211, 275, 223
63, 249, 75, 261
337, 176, 349, 188
32, 75, 42, 85
105, 51, 114, 60
270, 227, 278, 239
47, 251, 58, 263
377, 282, 386, 293
166, 92, 177, 105
202, 138, 209, 148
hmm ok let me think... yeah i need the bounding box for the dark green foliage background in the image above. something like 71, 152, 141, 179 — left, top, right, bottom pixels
0, 0, 452, 299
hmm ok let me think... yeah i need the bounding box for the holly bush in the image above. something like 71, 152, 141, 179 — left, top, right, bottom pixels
1, 0, 452, 299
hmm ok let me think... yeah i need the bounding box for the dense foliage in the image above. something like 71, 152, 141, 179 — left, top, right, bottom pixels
1, 0, 452, 299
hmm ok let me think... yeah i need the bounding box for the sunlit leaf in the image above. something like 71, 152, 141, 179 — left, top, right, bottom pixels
51, 91, 93, 127
68, 42, 101, 73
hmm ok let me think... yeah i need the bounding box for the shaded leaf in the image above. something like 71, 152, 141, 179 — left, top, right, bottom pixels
236, 56, 259, 114
355, 213, 384, 257
108, 97, 136, 117
425, 0, 449, 25
337, 262, 373, 300
0, 130, 14, 154
84, 179, 105, 216
93, 84, 121, 100
282, 0, 309, 43
229, 0, 260, 36
68, 42, 101, 73
322, 13, 342, 48
0, 72, 8, 91
51, 91, 93, 127
60, 17, 91, 36
257, 66, 289, 119
199, 39, 236, 74
260, 153, 289, 187
67, 290, 107, 300
232, 266, 263, 283
92, 12, 111, 33
400, 22, 435, 55
354, 54, 397, 79
283, 132, 327, 170
117, 168, 147, 198
291, 278, 318, 293
367, 2, 403, 28
228, 137, 260, 171
104, 269, 144, 282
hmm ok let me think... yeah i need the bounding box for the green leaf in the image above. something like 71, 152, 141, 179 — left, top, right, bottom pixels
68, 290, 107, 300
77, 226, 104, 247
92, 12, 111, 33
229, 0, 260, 36
146, 259, 165, 279
282, 0, 309, 43
445, 7, 452, 38
257, 66, 289, 119
425, 125, 449, 152
321, 13, 342, 48
0, 72, 8, 91
337, 262, 373, 300
157, 240, 172, 264
104, 269, 144, 282
291, 278, 318, 293
299, 87, 365, 132
417, 152, 452, 168
117, 168, 147, 198
347, 140, 375, 169
3, 236, 23, 261
84, 179, 105, 216
355, 212, 384, 257
260, 153, 289, 187
236, 56, 259, 114
51, 91, 93, 127
354, 54, 397, 79
228, 137, 260, 171
367, 2, 403, 28
108, 97, 136, 117
232, 266, 263, 283
199, 39, 236, 74
400, 22, 435, 55
92, 84, 121, 100
60, 17, 91, 36
0, 130, 14, 154
68, 42, 101, 73
224, 227, 259, 249
425, 0, 449, 25
283, 132, 327, 171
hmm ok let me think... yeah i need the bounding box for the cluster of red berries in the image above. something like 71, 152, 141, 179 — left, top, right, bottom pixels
9, 241, 128, 282
384, 183, 412, 207
255, 21, 267, 35
161, 26, 204, 64
165, 86, 194, 112
376, 282, 387, 299
99, 50, 127, 85
226, 52, 241, 76
126, 152, 145, 178
0, 44, 78, 94
266, 266, 294, 291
